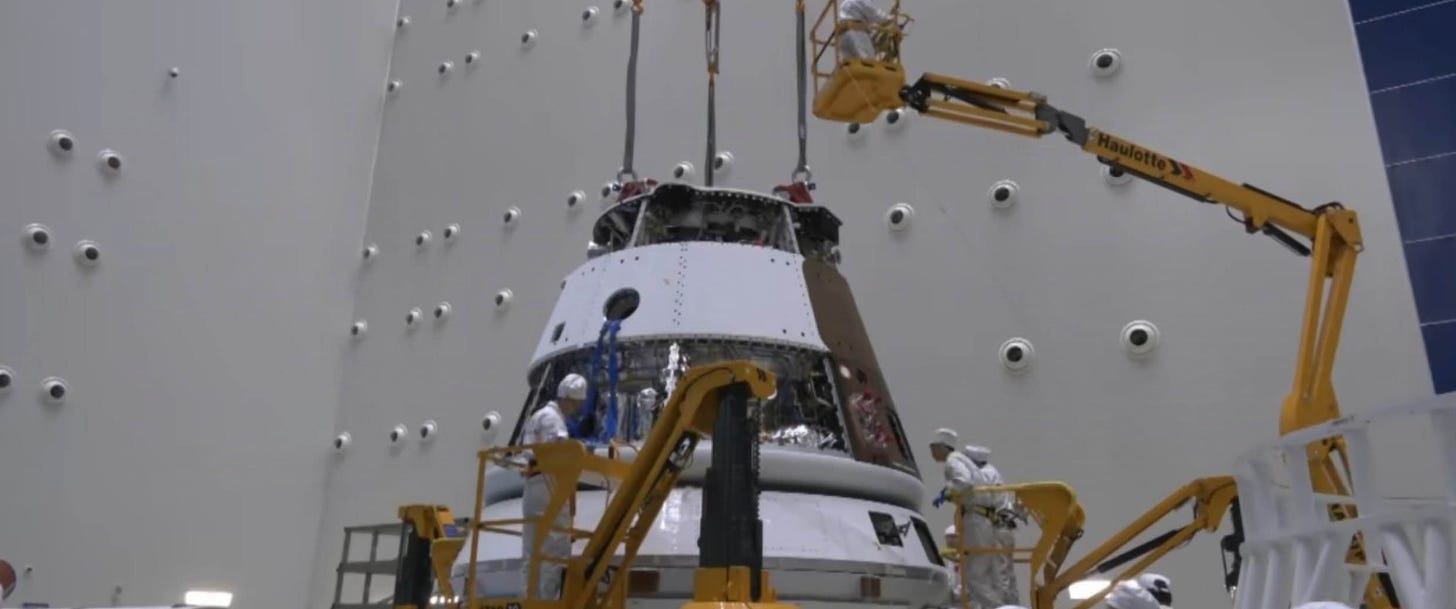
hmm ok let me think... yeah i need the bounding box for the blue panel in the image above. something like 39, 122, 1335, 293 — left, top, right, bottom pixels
1355, 1, 1456, 90
1350, 0, 1454, 22
1370, 75, 1456, 162
1421, 321, 1456, 393
1406, 237, 1456, 322
1388, 154, 1456, 240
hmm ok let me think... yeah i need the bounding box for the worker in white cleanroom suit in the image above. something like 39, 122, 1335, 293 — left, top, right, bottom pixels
1104, 580, 1160, 609
1135, 573, 1171, 608
520, 373, 589, 599
837, 0, 891, 60
931, 428, 998, 608
942, 525, 962, 604
943, 524, 961, 563
967, 444, 1020, 606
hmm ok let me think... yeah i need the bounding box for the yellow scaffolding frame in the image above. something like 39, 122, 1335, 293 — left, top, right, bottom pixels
460, 360, 778, 609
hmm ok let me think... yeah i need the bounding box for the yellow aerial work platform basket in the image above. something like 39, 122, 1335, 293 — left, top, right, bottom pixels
810, 0, 911, 123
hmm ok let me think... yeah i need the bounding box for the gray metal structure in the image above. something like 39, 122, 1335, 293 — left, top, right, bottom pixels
0, 1, 1435, 608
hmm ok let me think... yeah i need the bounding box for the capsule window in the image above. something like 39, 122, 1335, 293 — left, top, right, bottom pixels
603, 288, 640, 321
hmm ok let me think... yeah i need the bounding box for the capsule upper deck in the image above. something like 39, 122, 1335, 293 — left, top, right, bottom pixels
589, 183, 843, 265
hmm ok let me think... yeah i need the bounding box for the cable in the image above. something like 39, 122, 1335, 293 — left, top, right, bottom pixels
703, 0, 721, 187
792, 0, 812, 184
618, 0, 645, 184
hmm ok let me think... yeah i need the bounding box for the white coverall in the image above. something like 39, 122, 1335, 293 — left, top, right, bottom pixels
521, 401, 571, 599
1135, 573, 1171, 609
978, 460, 1020, 606
837, 0, 891, 60
1105, 580, 1160, 609
944, 448, 999, 608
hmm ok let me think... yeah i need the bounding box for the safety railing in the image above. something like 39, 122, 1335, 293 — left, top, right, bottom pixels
1232, 392, 1456, 609
809, 0, 912, 122
946, 481, 1085, 609
330, 520, 408, 609
464, 441, 634, 609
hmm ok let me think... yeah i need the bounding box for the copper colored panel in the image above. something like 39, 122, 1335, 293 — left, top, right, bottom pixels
802, 259, 918, 476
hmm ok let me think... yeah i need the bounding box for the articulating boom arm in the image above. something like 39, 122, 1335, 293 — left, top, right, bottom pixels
895, 72, 1393, 607
966, 477, 1238, 609
1052, 477, 1239, 609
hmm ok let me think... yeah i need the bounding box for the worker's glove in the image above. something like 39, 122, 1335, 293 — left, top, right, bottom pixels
932, 488, 949, 509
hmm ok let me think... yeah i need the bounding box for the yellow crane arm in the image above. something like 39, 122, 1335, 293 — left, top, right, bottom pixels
953, 478, 1235, 609
899, 72, 1366, 431
1046, 477, 1238, 609
890, 72, 1392, 607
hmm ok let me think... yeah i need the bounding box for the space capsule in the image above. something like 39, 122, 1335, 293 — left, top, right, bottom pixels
454, 183, 950, 609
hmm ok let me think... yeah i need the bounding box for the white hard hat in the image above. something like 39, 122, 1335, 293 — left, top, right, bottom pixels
931, 428, 958, 448
558, 373, 589, 401
1106, 580, 1160, 609
1293, 603, 1355, 609
1136, 573, 1169, 587
1137, 573, 1171, 604
944, 524, 957, 536
964, 444, 991, 462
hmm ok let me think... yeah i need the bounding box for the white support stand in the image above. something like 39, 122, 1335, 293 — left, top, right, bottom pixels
1233, 393, 1456, 609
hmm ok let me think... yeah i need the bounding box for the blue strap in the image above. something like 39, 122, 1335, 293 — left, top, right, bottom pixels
573, 323, 612, 438
597, 320, 623, 444
565, 410, 579, 438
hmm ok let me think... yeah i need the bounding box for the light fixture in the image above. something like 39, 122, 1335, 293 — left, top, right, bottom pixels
184, 589, 234, 607
1068, 579, 1110, 600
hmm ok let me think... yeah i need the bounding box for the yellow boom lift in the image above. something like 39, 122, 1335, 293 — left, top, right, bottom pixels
809, 2, 1393, 607
382, 360, 791, 609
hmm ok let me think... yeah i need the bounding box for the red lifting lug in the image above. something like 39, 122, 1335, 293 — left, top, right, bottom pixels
773, 181, 815, 204
618, 178, 659, 200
